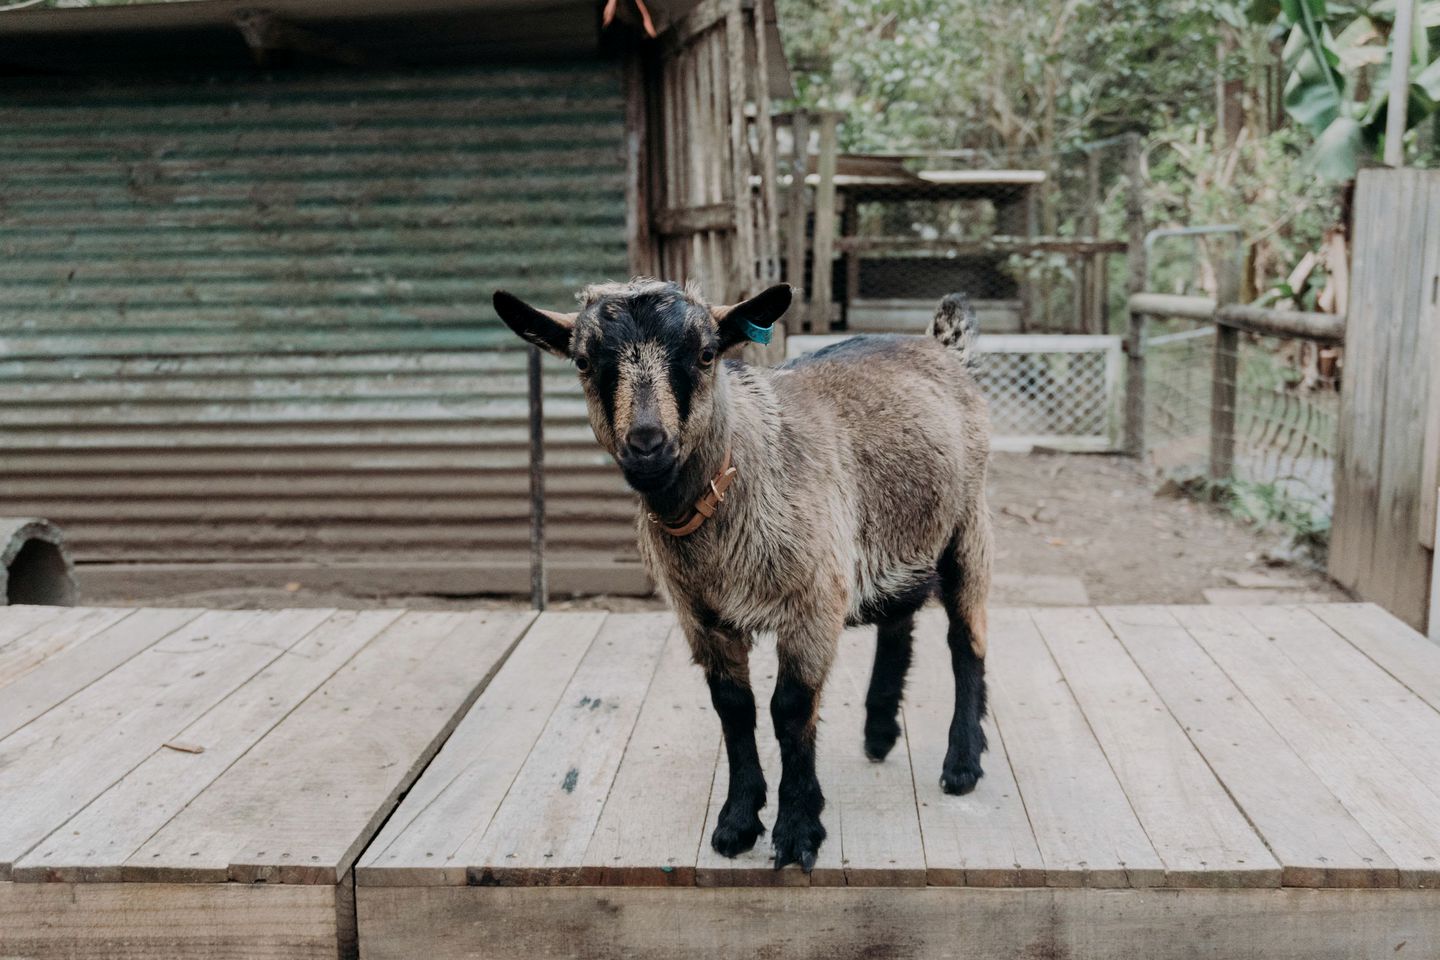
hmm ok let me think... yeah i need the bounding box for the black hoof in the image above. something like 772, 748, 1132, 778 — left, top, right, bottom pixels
771, 810, 826, 872
940, 762, 983, 796
710, 802, 765, 858
863, 714, 901, 762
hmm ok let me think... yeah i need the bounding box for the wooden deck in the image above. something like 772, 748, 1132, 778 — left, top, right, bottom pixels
1, 603, 1439, 958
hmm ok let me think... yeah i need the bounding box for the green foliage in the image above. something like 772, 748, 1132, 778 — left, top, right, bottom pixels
1174, 473, 1332, 559
774, 0, 1223, 155
1253, 0, 1440, 178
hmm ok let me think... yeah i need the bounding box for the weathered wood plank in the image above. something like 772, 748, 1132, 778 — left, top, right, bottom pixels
1238, 605, 1440, 801
126, 610, 534, 884
0, 608, 334, 879
580, 627, 719, 886
1101, 605, 1397, 888
1310, 602, 1440, 714
0, 607, 204, 742
1179, 604, 1440, 887
13, 610, 404, 882
0, 604, 65, 649
356, 611, 608, 886
985, 608, 1164, 887
823, 625, 927, 887
0, 880, 340, 960
1032, 608, 1279, 887
0, 606, 134, 686
356, 886, 1440, 960
902, 608, 1045, 886
461, 613, 672, 885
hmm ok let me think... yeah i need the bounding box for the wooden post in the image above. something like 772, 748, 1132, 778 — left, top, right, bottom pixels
1385, 0, 1417, 167
840, 196, 858, 330
1083, 149, 1103, 334
1123, 133, 1148, 458
784, 111, 810, 332
1209, 246, 1242, 481
810, 111, 840, 332
526, 345, 547, 610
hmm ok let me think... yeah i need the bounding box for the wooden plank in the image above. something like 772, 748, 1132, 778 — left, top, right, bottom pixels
0, 880, 340, 960
653, 203, 735, 236
580, 627, 719, 886
1371, 171, 1439, 627
357, 611, 609, 886
1033, 608, 1278, 886
460, 612, 671, 885
0, 607, 204, 742
0, 606, 134, 686
0, 607, 334, 879
724, 2, 756, 298
809, 111, 839, 328
985, 608, 1164, 887
1238, 604, 1440, 801
1100, 605, 1397, 888
126, 609, 534, 884
0, 604, 65, 649
356, 885, 1440, 960
783, 109, 809, 321
902, 608, 1045, 886
13, 609, 404, 882
1310, 602, 1440, 714
1179, 604, 1440, 887
820, 625, 927, 887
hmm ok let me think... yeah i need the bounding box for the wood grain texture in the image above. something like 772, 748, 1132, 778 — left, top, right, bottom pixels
461, 613, 672, 885
0, 607, 335, 879
903, 608, 1045, 886
13, 609, 404, 882
1310, 602, 1440, 715
1101, 605, 1397, 888
0, 606, 134, 686
580, 627, 719, 887
1180, 604, 1440, 887
985, 608, 1164, 887
1032, 607, 1279, 887
357, 611, 608, 887
126, 609, 534, 883
0, 606, 203, 741
355, 885, 1440, 960
820, 626, 927, 887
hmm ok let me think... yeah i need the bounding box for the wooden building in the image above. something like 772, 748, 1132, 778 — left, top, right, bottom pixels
0, 0, 790, 597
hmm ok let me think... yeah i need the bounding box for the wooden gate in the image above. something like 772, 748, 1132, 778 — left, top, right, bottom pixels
1331, 168, 1440, 632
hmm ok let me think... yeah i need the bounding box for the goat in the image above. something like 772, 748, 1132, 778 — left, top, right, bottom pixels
493, 280, 992, 872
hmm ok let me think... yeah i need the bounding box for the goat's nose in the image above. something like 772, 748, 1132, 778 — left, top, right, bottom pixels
625, 424, 667, 457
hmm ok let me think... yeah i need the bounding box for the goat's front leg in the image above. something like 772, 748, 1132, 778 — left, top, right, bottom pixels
771, 613, 839, 872
692, 620, 767, 858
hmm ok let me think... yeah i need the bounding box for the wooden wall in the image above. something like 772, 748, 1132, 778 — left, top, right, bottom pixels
629, 0, 784, 358
1331, 169, 1440, 632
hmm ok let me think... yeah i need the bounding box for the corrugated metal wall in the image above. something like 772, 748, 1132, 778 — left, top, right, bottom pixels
0, 63, 644, 590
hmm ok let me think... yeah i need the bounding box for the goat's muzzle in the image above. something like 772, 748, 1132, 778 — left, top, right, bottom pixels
618, 425, 679, 493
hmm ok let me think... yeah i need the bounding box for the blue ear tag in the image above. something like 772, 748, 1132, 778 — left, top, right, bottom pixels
741, 319, 773, 345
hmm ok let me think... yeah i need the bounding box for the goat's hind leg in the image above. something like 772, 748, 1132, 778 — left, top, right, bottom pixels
863, 612, 914, 761
937, 522, 991, 795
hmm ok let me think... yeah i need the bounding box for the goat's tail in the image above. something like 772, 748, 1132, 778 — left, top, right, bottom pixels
928, 292, 979, 366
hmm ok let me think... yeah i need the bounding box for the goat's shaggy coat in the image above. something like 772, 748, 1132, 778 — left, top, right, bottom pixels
494, 280, 992, 872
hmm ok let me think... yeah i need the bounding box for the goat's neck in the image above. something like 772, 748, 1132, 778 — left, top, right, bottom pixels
641, 378, 736, 526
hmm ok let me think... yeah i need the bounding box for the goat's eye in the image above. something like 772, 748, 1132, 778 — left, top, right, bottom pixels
699, 348, 716, 367
575, 356, 590, 373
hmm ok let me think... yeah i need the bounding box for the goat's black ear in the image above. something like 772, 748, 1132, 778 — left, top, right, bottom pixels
493, 290, 577, 358
712, 284, 793, 352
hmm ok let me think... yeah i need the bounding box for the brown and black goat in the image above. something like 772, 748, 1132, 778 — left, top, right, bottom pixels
493, 280, 992, 872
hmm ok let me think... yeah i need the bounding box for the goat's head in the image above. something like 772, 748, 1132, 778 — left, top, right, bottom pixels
492, 279, 791, 494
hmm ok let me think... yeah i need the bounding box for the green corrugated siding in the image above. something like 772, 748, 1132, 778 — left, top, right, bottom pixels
0, 63, 640, 575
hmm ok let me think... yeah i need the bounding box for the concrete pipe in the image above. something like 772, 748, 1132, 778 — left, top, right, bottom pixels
1, 518, 77, 606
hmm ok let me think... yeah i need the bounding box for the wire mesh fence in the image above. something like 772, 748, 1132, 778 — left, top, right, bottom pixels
1145, 322, 1339, 523
812, 141, 1134, 339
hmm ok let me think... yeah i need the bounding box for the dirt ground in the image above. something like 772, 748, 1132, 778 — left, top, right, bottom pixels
85, 451, 1348, 612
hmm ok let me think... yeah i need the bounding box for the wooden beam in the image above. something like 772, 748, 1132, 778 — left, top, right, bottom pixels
1210, 251, 1242, 481
836, 237, 1128, 256
1214, 304, 1346, 344
1123, 133, 1148, 457
809, 111, 840, 330
663, 0, 755, 52
233, 8, 370, 67
653, 203, 736, 236
783, 110, 809, 330
1127, 293, 1216, 321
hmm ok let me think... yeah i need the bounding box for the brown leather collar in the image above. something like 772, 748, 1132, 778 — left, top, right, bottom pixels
649, 447, 737, 537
